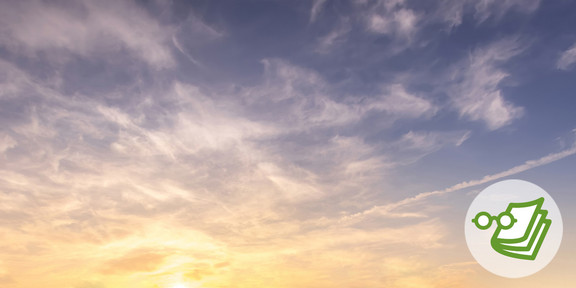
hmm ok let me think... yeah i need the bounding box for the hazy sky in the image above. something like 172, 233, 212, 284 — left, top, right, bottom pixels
1, 0, 576, 287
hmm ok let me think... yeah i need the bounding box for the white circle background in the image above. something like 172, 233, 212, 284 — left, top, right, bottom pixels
465, 179, 563, 278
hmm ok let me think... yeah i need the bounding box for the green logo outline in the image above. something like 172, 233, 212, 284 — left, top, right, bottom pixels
472, 197, 552, 261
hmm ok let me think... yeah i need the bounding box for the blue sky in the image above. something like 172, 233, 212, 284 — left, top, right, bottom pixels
1, 0, 576, 287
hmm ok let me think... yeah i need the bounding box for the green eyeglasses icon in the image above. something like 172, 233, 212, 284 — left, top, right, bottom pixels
472, 211, 517, 230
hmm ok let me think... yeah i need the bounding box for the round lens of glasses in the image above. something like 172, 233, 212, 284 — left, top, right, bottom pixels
497, 212, 516, 229
473, 212, 492, 230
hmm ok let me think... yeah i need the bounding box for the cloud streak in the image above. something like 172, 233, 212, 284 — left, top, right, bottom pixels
343, 143, 576, 222
557, 43, 576, 70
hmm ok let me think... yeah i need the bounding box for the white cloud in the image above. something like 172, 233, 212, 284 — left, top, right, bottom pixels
310, 0, 328, 23
397, 130, 470, 153
343, 142, 576, 223
171, 13, 224, 66
358, 129, 472, 169
557, 43, 576, 70
243, 59, 361, 129
0, 0, 175, 69
0, 53, 478, 286
316, 19, 351, 53
473, 0, 540, 23
0, 1, 555, 285
367, 84, 437, 118
358, 0, 540, 44
366, 2, 420, 40
257, 162, 324, 203
448, 39, 524, 130
433, 0, 540, 28
434, 0, 466, 27
99, 82, 276, 159
0, 134, 17, 154
248, 60, 437, 130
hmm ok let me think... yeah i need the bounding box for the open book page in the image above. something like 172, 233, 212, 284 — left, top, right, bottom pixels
496, 205, 538, 241
502, 213, 542, 247
499, 220, 550, 256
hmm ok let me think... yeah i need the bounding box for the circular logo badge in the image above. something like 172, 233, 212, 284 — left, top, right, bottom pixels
465, 179, 563, 278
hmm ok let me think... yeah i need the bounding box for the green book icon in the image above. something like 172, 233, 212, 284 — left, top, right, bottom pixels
471, 198, 551, 260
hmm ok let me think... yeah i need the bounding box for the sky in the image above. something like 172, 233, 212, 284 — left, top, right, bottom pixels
1, 0, 576, 287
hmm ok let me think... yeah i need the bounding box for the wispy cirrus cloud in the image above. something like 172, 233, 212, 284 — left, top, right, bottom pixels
0, 46, 480, 286
311, 0, 541, 50
473, 0, 540, 23
366, 6, 420, 40
242, 59, 437, 130
0, 0, 175, 68
315, 19, 351, 53
2, 1, 573, 287
557, 43, 576, 70
310, 0, 328, 23
342, 141, 576, 223
447, 38, 525, 130
391, 130, 471, 163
